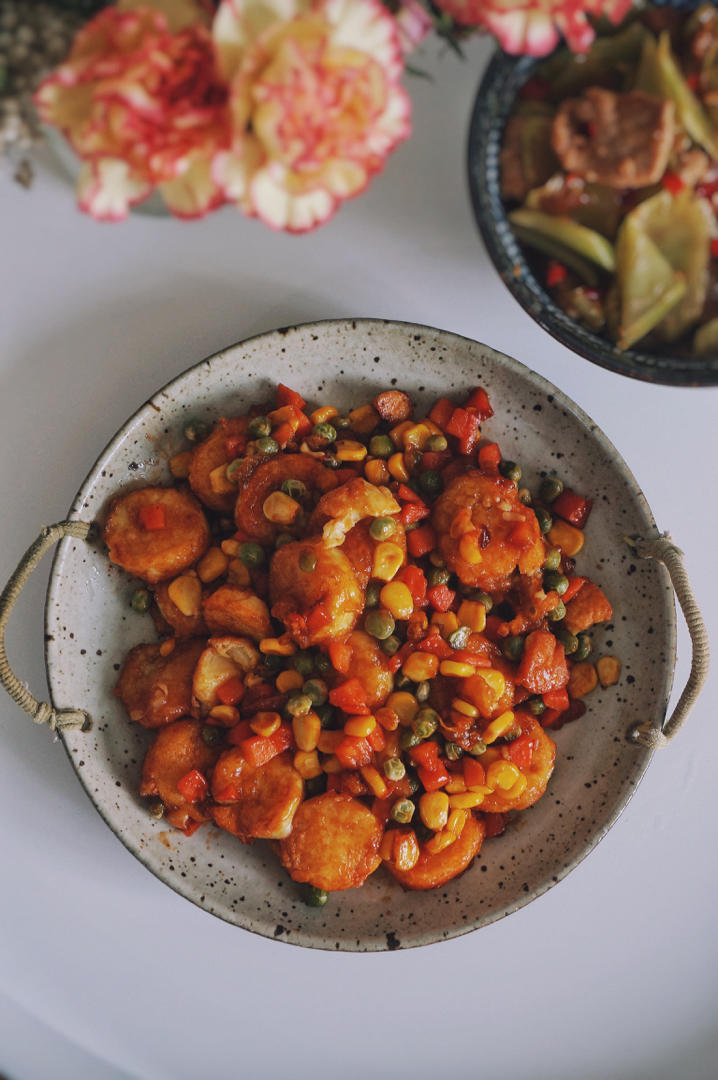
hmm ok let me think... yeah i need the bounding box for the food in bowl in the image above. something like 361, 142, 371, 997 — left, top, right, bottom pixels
500, 4, 718, 353
103, 381, 619, 903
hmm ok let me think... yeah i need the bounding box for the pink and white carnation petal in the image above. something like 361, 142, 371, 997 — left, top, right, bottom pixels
76, 158, 152, 221
158, 155, 226, 218
213, 135, 265, 206
394, 0, 433, 56
248, 164, 338, 231
324, 0, 405, 82
365, 83, 411, 160
33, 76, 94, 133
213, 0, 312, 82
319, 158, 370, 199
115, 0, 211, 32
480, 8, 559, 56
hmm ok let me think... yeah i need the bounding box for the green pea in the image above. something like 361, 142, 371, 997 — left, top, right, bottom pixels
248, 415, 272, 438
183, 419, 210, 443
316, 704, 337, 729
574, 634, 592, 662
380, 635, 401, 656
546, 599, 566, 622
535, 507, 553, 534
146, 797, 165, 819
286, 693, 313, 717
383, 758, 406, 781
528, 697, 546, 716
369, 434, 395, 458
412, 708, 439, 739
540, 476, 564, 504
394, 672, 413, 692
334, 416, 351, 430
449, 626, 471, 650
518, 488, 532, 506
263, 653, 284, 671
256, 437, 279, 455
466, 590, 493, 613
365, 609, 396, 640
239, 542, 265, 567
426, 434, 448, 452
303, 884, 329, 907
275, 533, 294, 549
292, 651, 315, 675
544, 571, 569, 596
499, 460, 522, 484
305, 775, 327, 797
201, 725, 224, 747
313, 422, 337, 442
415, 681, 431, 703
428, 567, 451, 587
365, 581, 382, 608
226, 458, 245, 483
281, 478, 307, 501
399, 728, 421, 750
390, 798, 415, 824
419, 470, 442, 497
299, 549, 318, 573
131, 588, 151, 614
445, 741, 464, 762
315, 653, 332, 674
467, 739, 487, 757
502, 635, 525, 662
324, 455, 341, 470
557, 628, 579, 655
543, 547, 561, 572
370, 516, 397, 541
303, 679, 328, 707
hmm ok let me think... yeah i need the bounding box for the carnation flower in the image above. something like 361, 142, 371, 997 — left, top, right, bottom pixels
212, 0, 411, 231
34, 1, 231, 219
433, 0, 634, 56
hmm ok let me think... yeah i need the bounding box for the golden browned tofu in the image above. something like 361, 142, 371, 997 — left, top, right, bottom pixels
153, 580, 208, 638
270, 539, 363, 648
279, 792, 383, 891
563, 581, 613, 634
188, 416, 249, 513
235, 455, 340, 544
210, 749, 303, 841
139, 718, 218, 831
115, 638, 205, 728
387, 814, 485, 891
202, 585, 272, 642
104, 487, 210, 584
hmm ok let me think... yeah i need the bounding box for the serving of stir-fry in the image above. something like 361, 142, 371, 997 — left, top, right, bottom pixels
104, 382, 619, 904
501, 4, 718, 354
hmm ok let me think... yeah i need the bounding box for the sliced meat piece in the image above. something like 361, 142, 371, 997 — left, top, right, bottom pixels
278, 792, 383, 891
563, 580, 613, 634
115, 638, 205, 728
552, 88, 675, 188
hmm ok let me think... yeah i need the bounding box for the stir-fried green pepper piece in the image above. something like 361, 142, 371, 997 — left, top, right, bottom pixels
636, 32, 717, 157
693, 316, 718, 356
539, 20, 648, 99
509, 209, 616, 273
613, 214, 687, 350
511, 223, 601, 287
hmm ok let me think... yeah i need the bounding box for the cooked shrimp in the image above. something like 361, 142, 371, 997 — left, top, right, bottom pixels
210, 749, 303, 841
202, 585, 272, 642
115, 638, 205, 728
139, 718, 218, 831
192, 636, 260, 714
104, 487, 210, 584
269, 538, 363, 647
386, 813, 485, 890
480, 714, 556, 813
342, 630, 395, 709
432, 472, 545, 591
313, 477, 400, 548
188, 416, 249, 513
152, 580, 208, 638
278, 791, 383, 891
235, 455, 340, 544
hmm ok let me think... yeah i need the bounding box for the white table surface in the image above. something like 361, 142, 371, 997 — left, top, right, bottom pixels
1, 33, 717, 1080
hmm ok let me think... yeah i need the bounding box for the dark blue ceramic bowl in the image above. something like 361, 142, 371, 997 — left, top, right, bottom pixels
467, 10, 718, 387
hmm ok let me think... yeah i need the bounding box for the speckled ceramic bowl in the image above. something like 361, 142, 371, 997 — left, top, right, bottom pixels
467, 1, 718, 387
43, 319, 674, 950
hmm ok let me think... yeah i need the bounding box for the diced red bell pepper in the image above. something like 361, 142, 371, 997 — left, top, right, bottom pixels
216, 676, 245, 707
328, 641, 353, 674
226, 719, 253, 744
661, 171, 685, 196
478, 442, 501, 473
463, 758, 486, 788
176, 769, 208, 804
552, 489, 592, 528
561, 576, 586, 604
483, 812, 508, 838
542, 687, 569, 712
464, 387, 494, 420
427, 583, 455, 613
367, 725, 386, 752
182, 820, 203, 837
401, 502, 431, 527
398, 564, 427, 606
240, 723, 293, 767
225, 434, 247, 460
138, 504, 166, 531
276, 384, 306, 410
273, 421, 294, 448
428, 397, 455, 431
329, 677, 368, 715
408, 741, 440, 767
417, 633, 453, 659
540, 707, 564, 730
421, 450, 452, 471
407, 524, 437, 558
418, 762, 450, 792
306, 603, 331, 635
546, 261, 568, 287
451, 648, 490, 668
335, 735, 373, 770
446, 407, 481, 455
292, 410, 312, 438
397, 484, 422, 503
503, 732, 537, 770
517, 630, 569, 695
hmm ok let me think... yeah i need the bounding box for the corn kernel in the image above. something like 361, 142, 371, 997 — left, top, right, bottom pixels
389, 421, 413, 447
322, 754, 343, 774
375, 706, 400, 731
159, 639, 175, 657
486, 759, 522, 791
169, 450, 193, 478
250, 711, 282, 737
402, 652, 440, 683
364, 458, 390, 486
348, 404, 380, 434
596, 655, 621, 688
335, 440, 368, 462
385, 692, 419, 725
547, 519, 585, 556
476, 670, 506, 700
457, 600, 487, 633
419, 791, 450, 831
459, 531, 483, 565
209, 463, 235, 495
431, 611, 459, 636
402, 423, 432, 450
444, 775, 468, 794
208, 705, 240, 726
227, 559, 251, 586
451, 698, 479, 719
275, 669, 304, 693
449, 791, 486, 810
483, 710, 516, 744
263, 490, 301, 524
387, 452, 410, 482
310, 405, 339, 425
380, 582, 414, 620
259, 635, 297, 656
423, 419, 444, 437
293, 710, 321, 752
424, 828, 458, 855
344, 714, 376, 738
500, 773, 528, 800
294, 750, 323, 779
197, 547, 229, 584
317, 729, 345, 754
360, 765, 388, 798
167, 574, 202, 617
372, 541, 404, 582
446, 808, 469, 835
439, 660, 476, 678
380, 832, 396, 861
393, 828, 420, 871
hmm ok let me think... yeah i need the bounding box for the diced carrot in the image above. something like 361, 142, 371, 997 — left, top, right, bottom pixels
176, 769, 208, 803
397, 484, 422, 503
463, 758, 486, 789
401, 502, 431, 526
562, 576, 586, 604
446, 408, 481, 455
503, 732, 536, 769
408, 742, 440, 767
464, 387, 494, 420
398, 565, 427, 606
552, 489, 592, 528
226, 719, 253, 745
478, 442, 501, 473
276, 384, 306, 410
329, 677, 368, 715
542, 687, 569, 712
367, 726, 386, 752
216, 676, 245, 706
418, 762, 450, 792
328, 641, 353, 674
335, 735, 373, 770
418, 633, 453, 659
138, 504, 166, 531
407, 524, 437, 558
427, 584, 455, 612
272, 422, 294, 447
428, 397, 454, 430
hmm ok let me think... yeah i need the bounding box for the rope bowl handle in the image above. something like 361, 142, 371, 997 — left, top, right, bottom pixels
624, 533, 710, 750
0, 521, 94, 733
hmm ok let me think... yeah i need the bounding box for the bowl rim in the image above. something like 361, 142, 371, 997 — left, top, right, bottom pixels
43, 317, 675, 949
467, 43, 718, 388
